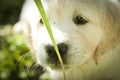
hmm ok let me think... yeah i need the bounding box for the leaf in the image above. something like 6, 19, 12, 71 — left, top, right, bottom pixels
34, 0, 66, 80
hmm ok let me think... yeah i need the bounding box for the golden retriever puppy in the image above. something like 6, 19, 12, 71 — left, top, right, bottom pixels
15, 0, 120, 80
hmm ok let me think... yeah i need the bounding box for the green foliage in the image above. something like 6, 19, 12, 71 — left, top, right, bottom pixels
0, 26, 41, 80
0, 0, 46, 79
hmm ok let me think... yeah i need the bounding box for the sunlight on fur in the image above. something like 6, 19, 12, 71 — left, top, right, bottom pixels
14, 0, 120, 80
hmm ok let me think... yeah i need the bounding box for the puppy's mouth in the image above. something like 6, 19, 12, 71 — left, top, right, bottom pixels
45, 43, 68, 69
46, 55, 68, 69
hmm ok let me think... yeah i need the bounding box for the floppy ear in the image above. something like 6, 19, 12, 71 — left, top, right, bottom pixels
94, 0, 120, 64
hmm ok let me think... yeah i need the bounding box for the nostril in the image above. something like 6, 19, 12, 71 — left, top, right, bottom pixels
45, 45, 56, 58
57, 43, 68, 56
45, 43, 68, 58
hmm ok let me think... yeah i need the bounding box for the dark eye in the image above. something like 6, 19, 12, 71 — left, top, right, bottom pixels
39, 19, 43, 24
73, 16, 88, 25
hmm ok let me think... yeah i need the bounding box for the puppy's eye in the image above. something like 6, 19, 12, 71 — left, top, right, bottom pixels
73, 16, 88, 25
39, 19, 44, 24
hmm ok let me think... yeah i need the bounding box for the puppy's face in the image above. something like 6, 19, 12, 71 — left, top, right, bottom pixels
30, 0, 119, 69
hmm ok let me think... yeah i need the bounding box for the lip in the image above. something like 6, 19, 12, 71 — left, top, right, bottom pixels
45, 58, 69, 70
46, 58, 62, 68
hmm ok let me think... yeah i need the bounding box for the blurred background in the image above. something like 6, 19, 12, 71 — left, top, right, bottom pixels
0, 0, 43, 80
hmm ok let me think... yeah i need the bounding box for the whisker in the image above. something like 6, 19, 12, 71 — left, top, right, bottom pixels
15, 51, 31, 66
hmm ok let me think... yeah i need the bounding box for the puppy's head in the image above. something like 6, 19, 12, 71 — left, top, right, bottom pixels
26, 0, 120, 69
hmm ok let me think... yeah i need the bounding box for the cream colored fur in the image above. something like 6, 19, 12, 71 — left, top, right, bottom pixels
15, 0, 120, 80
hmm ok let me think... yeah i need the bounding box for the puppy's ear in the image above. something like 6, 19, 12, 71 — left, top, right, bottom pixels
105, 0, 120, 43
106, 0, 120, 26
94, 1, 120, 64
104, 0, 120, 42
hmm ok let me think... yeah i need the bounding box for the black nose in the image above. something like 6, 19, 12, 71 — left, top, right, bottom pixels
45, 43, 68, 59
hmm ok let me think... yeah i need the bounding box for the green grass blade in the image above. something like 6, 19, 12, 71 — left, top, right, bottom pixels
34, 0, 66, 79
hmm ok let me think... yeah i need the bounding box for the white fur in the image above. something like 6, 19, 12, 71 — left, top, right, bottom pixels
15, 0, 120, 80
